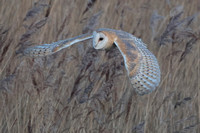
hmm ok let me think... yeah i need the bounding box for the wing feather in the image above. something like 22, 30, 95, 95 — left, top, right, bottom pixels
23, 33, 93, 57
113, 30, 160, 95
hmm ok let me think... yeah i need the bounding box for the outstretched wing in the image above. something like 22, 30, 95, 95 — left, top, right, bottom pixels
24, 33, 93, 57
113, 30, 160, 95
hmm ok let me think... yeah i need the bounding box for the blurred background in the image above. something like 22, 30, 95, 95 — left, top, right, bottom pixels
0, 0, 199, 132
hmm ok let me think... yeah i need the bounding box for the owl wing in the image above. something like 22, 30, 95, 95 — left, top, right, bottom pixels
23, 33, 93, 57
114, 31, 160, 95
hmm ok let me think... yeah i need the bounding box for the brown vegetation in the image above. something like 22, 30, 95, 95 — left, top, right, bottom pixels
0, 0, 199, 132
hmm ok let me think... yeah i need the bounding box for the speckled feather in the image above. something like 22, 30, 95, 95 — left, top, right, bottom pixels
130, 37, 160, 95
23, 33, 93, 57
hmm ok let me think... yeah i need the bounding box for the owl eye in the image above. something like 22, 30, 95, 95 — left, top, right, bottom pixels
99, 37, 104, 41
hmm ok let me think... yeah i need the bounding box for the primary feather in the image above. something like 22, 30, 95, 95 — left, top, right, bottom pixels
23, 33, 93, 57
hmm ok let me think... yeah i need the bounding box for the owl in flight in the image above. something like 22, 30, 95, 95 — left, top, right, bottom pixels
24, 28, 161, 95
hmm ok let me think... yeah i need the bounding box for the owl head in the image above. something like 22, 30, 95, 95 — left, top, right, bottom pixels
92, 30, 117, 50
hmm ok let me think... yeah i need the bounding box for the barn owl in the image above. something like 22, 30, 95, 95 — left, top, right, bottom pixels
24, 28, 161, 95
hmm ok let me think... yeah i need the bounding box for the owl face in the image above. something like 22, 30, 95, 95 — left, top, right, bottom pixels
92, 31, 109, 49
